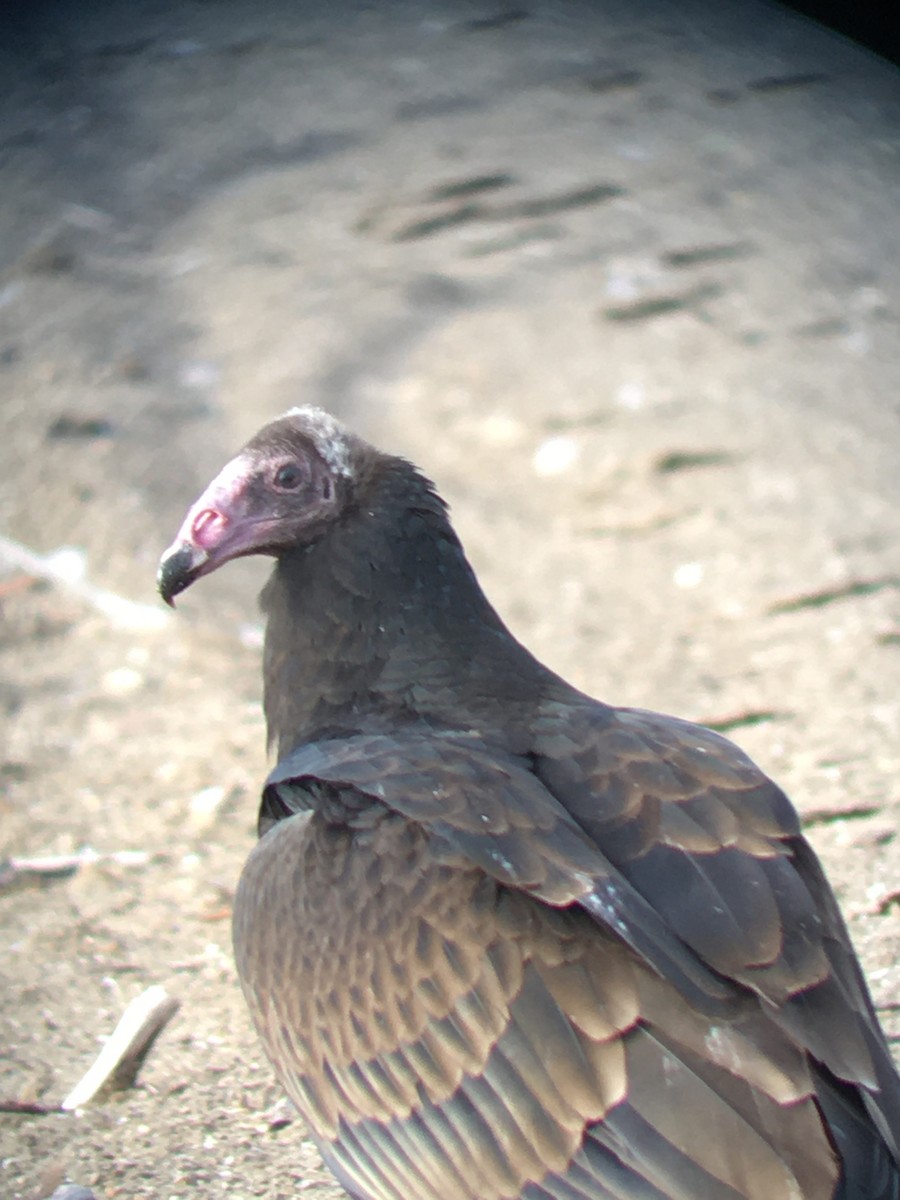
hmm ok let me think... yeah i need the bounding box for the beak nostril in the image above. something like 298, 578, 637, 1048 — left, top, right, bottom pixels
192, 508, 228, 548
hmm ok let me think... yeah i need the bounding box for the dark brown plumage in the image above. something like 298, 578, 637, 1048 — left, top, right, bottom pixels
159, 406, 900, 1199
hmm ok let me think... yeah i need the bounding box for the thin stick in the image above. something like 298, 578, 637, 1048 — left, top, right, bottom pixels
0, 534, 169, 631
61, 986, 180, 1110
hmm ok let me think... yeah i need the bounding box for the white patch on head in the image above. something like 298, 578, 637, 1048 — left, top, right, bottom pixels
282, 406, 354, 478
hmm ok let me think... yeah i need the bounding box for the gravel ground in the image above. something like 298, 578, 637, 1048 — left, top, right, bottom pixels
1, 2, 898, 1197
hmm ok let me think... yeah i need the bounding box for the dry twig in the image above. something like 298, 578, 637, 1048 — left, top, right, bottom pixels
61, 986, 180, 1110
0, 533, 168, 631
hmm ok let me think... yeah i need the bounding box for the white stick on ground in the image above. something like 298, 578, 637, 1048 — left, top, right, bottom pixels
0, 534, 169, 631
61, 986, 180, 1110
0, 848, 151, 893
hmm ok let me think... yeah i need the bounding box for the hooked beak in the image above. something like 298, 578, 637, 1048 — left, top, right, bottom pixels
157, 456, 262, 607
157, 541, 210, 607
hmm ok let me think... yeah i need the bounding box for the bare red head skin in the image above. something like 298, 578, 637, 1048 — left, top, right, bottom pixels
157, 407, 355, 607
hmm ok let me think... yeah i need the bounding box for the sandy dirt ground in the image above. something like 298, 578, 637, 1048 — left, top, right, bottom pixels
1, 1, 898, 1197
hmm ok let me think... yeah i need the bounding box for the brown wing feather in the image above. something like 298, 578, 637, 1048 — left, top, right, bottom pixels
532, 707, 893, 1099
236, 802, 842, 1198
247, 709, 899, 1198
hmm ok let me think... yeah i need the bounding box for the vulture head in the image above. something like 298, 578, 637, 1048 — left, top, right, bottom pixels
159, 405, 550, 745
158, 408, 362, 606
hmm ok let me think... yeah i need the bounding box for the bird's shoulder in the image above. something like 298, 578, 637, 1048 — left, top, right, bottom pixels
261, 709, 874, 1044
259, 706, 810, 1003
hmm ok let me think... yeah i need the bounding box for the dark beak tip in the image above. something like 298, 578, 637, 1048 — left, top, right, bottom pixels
157, 544, 199, 608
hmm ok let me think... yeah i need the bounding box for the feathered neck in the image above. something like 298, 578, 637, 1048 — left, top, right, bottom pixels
260, 457, 564, 759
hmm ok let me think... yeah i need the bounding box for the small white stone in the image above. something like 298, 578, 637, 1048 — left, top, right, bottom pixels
238, 623, 264, 649
190, 785, 226, 816
101, 667, 144, 695
155, 761, 179, 783
673, 562, 704, 589
533, 436, 579, 477
614, 382, 645, 410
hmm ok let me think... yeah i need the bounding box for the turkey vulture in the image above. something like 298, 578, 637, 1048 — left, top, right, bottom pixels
159, 406, 900, 1199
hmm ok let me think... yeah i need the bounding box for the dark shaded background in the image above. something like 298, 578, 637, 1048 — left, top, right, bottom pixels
780, 0, 900, 66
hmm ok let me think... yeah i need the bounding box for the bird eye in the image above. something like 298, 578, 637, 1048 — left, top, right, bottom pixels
273, 462, 304, 490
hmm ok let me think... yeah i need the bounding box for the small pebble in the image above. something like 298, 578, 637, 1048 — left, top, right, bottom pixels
238, 623, 264, 649
614, 382, 645, 410
533, 436, 579, 477
101, 667, 144, 696
673, 562, 704, 589
190, 785, 226, 816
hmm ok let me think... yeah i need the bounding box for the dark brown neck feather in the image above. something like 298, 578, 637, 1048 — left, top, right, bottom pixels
260, 459, 567, 759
